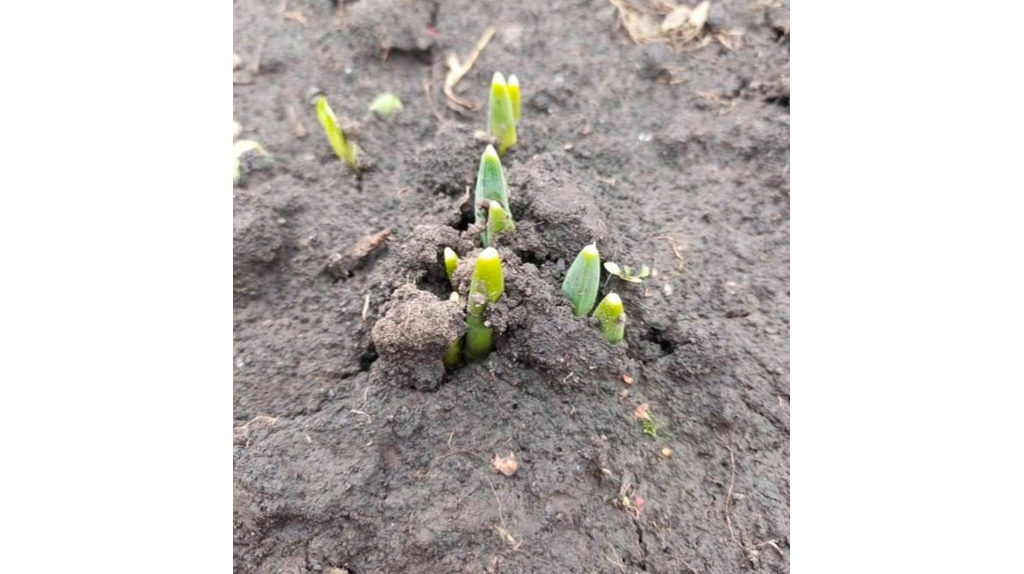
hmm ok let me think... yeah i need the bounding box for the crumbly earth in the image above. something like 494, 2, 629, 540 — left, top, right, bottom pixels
234, 0, 790, 572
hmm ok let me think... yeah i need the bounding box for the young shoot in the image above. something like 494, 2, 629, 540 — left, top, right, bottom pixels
488, 72, 517, 154
604, 262, 650, 284
507, 74, 521, 122
474, 145, 513, 247
369, 92, 403, 117
314, 95, 359, 170
485, 201, 515, 247
444, 247, 459, 287
465, 247, 504, 360
593, 293, 625, 344
562, 244, 601, 317
444, 292, 462, 368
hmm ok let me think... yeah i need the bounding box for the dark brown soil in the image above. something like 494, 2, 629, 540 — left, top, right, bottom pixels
234, 1, 790, 572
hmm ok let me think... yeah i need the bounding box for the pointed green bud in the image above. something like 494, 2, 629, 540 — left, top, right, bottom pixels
314, 95, 359, 170
484, 201, 516, 247
468, 247, 504, 315
593, 293, 625, 344
369, 92, 403, 116
474, 145, 513, 245
562, 244, 601, 317
444, 292, 462, 367
444, 247, 459, 286
465, 248, 504, 360
507, 74, 521, 122
488, 72, 517, 154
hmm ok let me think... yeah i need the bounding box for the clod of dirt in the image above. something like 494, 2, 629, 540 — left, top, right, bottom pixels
346, 0, 438, 58
234, 192, 282, 298
502, 153, 612, 263
324, 228, 392, 280
490, 451, 519, 476
370, 285, 466, 391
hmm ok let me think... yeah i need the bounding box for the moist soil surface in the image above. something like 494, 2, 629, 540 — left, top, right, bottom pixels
233, 1, 790, 572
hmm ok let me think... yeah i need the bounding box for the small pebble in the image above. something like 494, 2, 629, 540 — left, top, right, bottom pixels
661, 448, 673, 458
233, 53, 243, 70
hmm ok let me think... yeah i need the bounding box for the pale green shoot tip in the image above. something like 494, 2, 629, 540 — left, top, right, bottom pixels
507, 74, 521, 122
562, 244, 602, 317
314, 95, 359, 170
593, 293, 625, 344
488, 73, 517, 154
444, 247, 459, 286
369, 93, 404, 116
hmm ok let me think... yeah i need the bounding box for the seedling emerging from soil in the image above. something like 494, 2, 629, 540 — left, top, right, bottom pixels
474, 145, 513, 246
465, 247, 504, 360
604, 262, 650, 284
485, 201, 516, 246
562, 244, 601, 317
369, 92, 403, 116
488, 72, 517, 154
593, 293, 625, 344
444, 292, 463, 368
507, 74, 521, 122
314, 95, 359, 170
444, 247, 459, 286
233, 139, 269, 184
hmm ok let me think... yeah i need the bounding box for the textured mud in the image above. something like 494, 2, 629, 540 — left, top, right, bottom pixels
234, 0, 790, 572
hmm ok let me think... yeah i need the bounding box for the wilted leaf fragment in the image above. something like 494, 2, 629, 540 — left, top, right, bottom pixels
562, 244, 601, 317
491, 451, 519, 476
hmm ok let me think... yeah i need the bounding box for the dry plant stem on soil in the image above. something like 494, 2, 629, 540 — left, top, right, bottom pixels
488, 72, 518, 154
444, 26, 497, 111
465, 248, 504, 360
562, 244, 601, 317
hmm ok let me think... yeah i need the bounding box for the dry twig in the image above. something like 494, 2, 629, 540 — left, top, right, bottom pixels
444, 26, 497, 111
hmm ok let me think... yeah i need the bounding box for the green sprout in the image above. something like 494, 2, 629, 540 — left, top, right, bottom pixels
474, 145, 513, 247
507, 74, 521, 122
593, 293, 625, 344
604, 262, 650, 284
485, 201, 516, 246
314, 95, 359, 170
444, 247, 459, 286
562, 244, 601, 317
488, 72, 517, 154
642, 420, 658, 437
465, 247, 504, 360
444, 292, 462, 368
369, 92, 403, 117
233, 139, 269, 184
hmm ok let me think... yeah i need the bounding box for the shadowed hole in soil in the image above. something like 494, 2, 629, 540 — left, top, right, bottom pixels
766, 94, 790, 109
359, 347, 378, 371
642, 328, 677, 356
